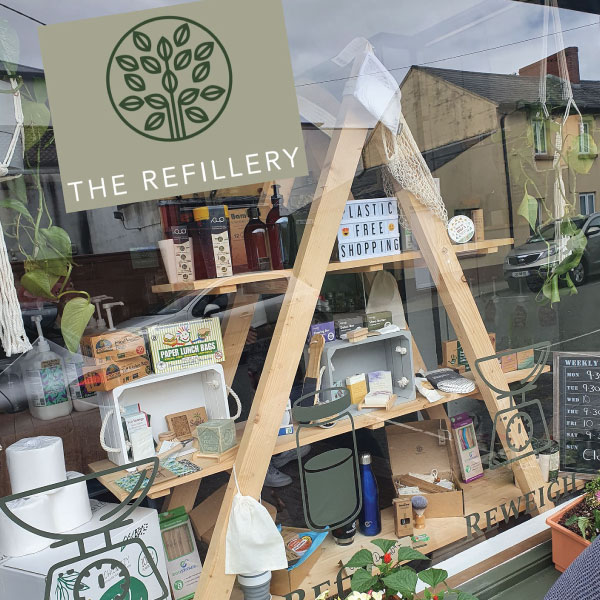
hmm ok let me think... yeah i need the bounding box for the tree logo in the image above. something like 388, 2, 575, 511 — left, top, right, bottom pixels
107, 16, 232, 142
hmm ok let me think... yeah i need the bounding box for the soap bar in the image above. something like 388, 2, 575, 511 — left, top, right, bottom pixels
365, 311, 392, 331
196, 419, 236, 454
335, 314, 364, 339
346, 373, 367, 405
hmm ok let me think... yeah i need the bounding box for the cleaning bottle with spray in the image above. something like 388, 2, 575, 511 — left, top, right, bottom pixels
23, 316, 73, 420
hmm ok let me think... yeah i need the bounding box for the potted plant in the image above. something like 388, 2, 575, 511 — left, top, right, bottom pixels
315, 539, 478, 600
546, 474, 600, 572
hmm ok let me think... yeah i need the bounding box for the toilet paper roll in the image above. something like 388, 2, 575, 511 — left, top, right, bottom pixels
0, 495, 53, 557
6, 436, 66, 494
48, 472, 93, 533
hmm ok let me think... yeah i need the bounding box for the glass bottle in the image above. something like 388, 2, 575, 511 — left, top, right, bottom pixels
244, 206, 271, 271
266, 184, 297, 270
358, 453, 381, 536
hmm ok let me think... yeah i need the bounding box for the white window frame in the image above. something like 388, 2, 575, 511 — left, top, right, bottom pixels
580, 192, 596, 215
532, 119, 547, 155
579, 121, 591, 154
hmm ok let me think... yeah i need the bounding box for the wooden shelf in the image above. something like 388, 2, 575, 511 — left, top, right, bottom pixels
270, 468, 585, 600
151, 238, 513, 294
88, 366, 536, 502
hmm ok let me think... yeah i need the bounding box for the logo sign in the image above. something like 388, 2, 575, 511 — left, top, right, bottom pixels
38, 0, 307, 213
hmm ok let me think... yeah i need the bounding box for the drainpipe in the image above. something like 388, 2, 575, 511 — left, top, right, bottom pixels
500, 113, 515, 240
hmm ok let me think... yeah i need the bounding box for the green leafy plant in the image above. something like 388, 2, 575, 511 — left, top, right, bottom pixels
333, 539, 478, 600
565, 510, 600, 542
0, 68, 93, 351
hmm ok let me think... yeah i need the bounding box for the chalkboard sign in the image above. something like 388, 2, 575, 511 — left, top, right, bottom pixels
554, 352, 600, 475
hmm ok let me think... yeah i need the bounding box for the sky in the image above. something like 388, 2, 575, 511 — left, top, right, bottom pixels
2, 0, 599, 88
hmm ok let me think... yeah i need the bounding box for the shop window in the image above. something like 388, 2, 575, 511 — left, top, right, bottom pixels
580, 192, 596, 215
532, 119, 547, 155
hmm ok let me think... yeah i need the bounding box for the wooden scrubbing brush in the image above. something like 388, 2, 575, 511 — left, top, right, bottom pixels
412, 495, 428, 529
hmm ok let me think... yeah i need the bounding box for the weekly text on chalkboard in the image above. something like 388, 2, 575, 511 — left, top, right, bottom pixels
554, 352, 600, 475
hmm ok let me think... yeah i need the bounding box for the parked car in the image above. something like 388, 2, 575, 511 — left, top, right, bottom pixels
504, 213, 600, 291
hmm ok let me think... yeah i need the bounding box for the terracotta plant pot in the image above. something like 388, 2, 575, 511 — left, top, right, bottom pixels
546, 496, 591, 572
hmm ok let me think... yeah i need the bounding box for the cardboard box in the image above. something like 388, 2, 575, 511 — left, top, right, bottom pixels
0, 501, 171, 600
228, 206, 270, 273
499, 352, 518, 373
147, 318, 225, 373
387, 420, 465, 518
441, 333, 496, 372
392, 498, 414, 537
472, 209, 484, 242
189, 484, 276, 545
308, 321, 335, 343
81, 329, 146, 362
83, 356, 151, 392
365, 311, 393, 331
160, 507, 202, 600
270, 528, 326, 596
335, 314, 364, 339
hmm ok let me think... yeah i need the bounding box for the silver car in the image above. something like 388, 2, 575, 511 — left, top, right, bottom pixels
504, 213, 600, 291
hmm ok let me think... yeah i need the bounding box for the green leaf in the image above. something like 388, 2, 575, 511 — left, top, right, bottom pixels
174, 23, 190, 47
383, 568, 418, 597
178, 88, 200, 106
32, 78, 47, 103
565, 515, 579, 526
344, 549, 374, 569
194, 41, 214, 60
162, 70, 178, 94
116, 55, 139, 72
124, 73, 146, 92
40, 226, 72, 259
61, 297, 94, 353
192, 61, 210, 83
0, 198, 33, 222
518, 193, 539, 231
201, 85, 225, 101
157, 36, 173, 61
145, 93, 169, 109
578, 516, 590, 539
371, 539, 397, 555
350, 569, 378, 593
145, 112, 166, 132
119, 95, 144, 111
141, 55, 162, 74
395, 547, 429, 562
133, 30, 151, 52
174, 49, 192, 71
185, 106, 208, 124
21, 269, 58, 300
418, 568, 448, 588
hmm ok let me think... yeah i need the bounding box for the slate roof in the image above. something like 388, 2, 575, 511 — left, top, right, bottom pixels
413, 65, 600, 111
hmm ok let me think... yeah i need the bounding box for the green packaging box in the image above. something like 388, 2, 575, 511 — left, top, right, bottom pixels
365, 311, 393, 331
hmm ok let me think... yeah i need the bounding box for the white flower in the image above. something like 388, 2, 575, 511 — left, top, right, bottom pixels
315, 592, 330, 600
370, 592, 384, 600
346, 592, 369, 600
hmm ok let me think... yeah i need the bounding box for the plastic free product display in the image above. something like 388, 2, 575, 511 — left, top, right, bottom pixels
450, 412, 484, 482
244, 206, 271, 271
192, 205, 233, 278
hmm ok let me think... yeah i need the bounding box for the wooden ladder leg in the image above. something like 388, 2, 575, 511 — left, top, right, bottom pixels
194, 104, 369, 600
396, 189, 547, 503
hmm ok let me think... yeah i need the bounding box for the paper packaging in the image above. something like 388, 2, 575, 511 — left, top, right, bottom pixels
7, 436, 66, 494
346, 373, 368, 404
0, 501, 170, 600
228, 206, 270, 273
160, 507, 202, 600
334, 314, 364, 339
48, 472, 93, 534
158, 239, 178, 284
270, 528, 326, 596
392, 498, 414, 538
387, 420, 465, 518
0, 496, 53, 557
307, 321, 335, 344
441, 333, 496, 372
472, 209, 484, 242
189, 484, 276, 545
81, 329, 147, 363
147, 318, 225, 374
82, 356, 151, 392
450, 413, 484, 483
365, 311, 393, 331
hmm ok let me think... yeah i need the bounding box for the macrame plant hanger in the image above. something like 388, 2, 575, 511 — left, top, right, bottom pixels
0, 76, 32, 356
539, 0, 583, 264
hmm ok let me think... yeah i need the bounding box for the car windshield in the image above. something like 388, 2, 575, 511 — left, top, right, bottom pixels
527, 218, 586, 243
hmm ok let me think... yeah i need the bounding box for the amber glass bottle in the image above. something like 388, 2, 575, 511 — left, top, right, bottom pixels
244, 206, 271, 271
266, 184, 297, 270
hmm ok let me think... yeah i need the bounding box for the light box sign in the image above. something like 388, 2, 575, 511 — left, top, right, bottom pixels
337, 198, 401, 261
38, 0, 307, 213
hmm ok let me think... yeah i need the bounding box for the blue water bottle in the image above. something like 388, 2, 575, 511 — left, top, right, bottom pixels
358, 452, 381, 536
